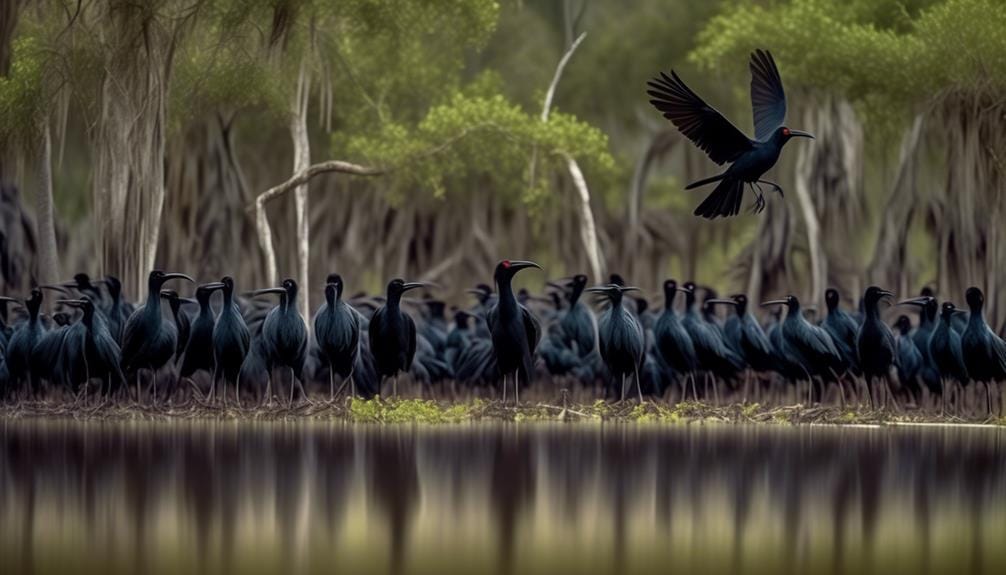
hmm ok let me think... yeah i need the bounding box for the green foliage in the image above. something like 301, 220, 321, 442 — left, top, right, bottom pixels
341, 91, 615, 203
691, 0, 1006, 128
349, 397, 485, 423
0, 36, 46, 146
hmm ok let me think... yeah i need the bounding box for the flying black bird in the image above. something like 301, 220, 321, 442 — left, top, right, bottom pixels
647, 49, 813, 218
487, 260, 542, 405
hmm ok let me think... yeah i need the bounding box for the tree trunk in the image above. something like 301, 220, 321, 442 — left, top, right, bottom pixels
34, 115, 59, 286
794, 127, 826, 310
291, 61, 311, 323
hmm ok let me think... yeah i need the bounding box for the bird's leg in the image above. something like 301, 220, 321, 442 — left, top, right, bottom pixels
288, 368, 296, 405
712, 377, 721, 406
690, 373, 699, 402
502, 374, 507, 405
329, 367, 335, 402
635, 368, 644, 403
748, 183, 767, 214
985, 381, 993, 420
515, 371, 520, 407
756, 179, 785, 197
620, 374, 627, 403
265, 370, 273, 408
393, 375, 399, 399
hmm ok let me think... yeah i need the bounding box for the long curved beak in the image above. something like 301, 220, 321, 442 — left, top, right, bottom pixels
761, 299, 788, 307
57, 299, 85, 307
163, 272, 195, 283
508, 260, 542, 272
583, 286, 611, 293
878, 290, 895, 299
706, 298, 738, 306
676, 286, 694, 294
200, 282, 226, 291
402, 282, 429, 292
789, 129, 814, 139
179, 297, 199, 305
466, 288, 488, 296
39, 284, 72, 295
897, 297, 928, 307
250, 287, 287, 296
619, 286, 641, 293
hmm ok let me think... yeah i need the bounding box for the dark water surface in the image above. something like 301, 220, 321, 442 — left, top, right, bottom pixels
1, 420, 1004, 575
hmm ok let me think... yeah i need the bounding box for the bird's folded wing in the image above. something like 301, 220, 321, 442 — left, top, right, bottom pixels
521, 305, 541, 353
750, 49, 787, 142
647, 71, 752, 165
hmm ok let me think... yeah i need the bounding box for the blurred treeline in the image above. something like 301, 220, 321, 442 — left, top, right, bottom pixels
0, 0, 1004, 327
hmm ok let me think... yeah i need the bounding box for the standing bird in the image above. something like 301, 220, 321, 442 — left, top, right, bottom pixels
212, 276, 250, 403
120, 270, 195, 403
369, 278, 426, 398
928, 302, 969, 414
647, 49, 813, 218
822, 288, 860, 374
707, 295, 776, 401
0, 295, 18, 348
893, 315, 923, 407
161, 289, 198, 364
103, 275, 132, 343
487, 260, 542, 406
179, 282, 224, 388
761, 295, 842, 404
586, 284, 645, 402
653, 280, 699, 400
899, 295, 943, 401
252, 278, 309, 404
680, 282, 744, 402
5, 288, 46, 396
555, 274, 597, 357
57, 298, 125, 398
856, 287, 898, 410
960, 287, 1006, 417
314, 274, 363, 400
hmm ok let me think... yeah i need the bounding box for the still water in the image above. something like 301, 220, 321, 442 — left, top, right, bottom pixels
1, 420, 1004, 575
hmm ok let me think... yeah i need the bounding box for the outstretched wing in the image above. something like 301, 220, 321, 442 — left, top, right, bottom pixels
749, 49, 787, 141
647, 71, 752, 165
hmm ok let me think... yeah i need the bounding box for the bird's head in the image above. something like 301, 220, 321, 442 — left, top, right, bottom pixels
609, 273, 626, 287
493, 260, 542, 285
825, 288, 841, 311
325, 274, 344, 301
863, 286, 895, 307
894, 315, 912, 335
940, 301, 958, 321
965, 286, 984, 312
680, 281, 698, 307
197, 281, 226, 303
386, 278, 427, 300
160, 289, 197, 311
104, 275, 123, 299
661, 279, 679, 305
149, 270, 195, 290
584, 284, 639, 304
220, 276, 235, 296
777, 126, 814, 144
72, 273, 94, 289
453, 308, 474, 327
27, 288, 43, 313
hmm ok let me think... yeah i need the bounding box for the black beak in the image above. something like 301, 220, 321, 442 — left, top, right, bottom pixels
200, 282, 226, 291
583, 286, 611, 294
57, 299, 85, 308
163, 272, 195, 283
402, 282, 429, 293
619, 286, 641, 293
179, 297, 199, 305
897, 297, 928, 307
677, 285, 694, 294
706, 298, 738, 306
507, 260, 542, 273
878, 290, 895, 299
250, 287, 287, 296
761, 299, 788, 307
789, 129, 814, 139
0, 296, 17, 303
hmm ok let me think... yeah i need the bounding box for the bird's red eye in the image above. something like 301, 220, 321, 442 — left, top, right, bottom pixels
502, 260, 511, 268
783, 127, 790, 136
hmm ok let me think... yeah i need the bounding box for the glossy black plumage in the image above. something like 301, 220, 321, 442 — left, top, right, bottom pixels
369, 278, 425, 396
56, 297, 125, 394
960, 287, 1006, 415
899, 295, 942, 395
708, 295, 775, 372
929, 302, 969, 385
856, 286, 897, 381
487, 260, 542, 405
586, 284, 645, 402
314, 275, 363, 399
893, 315, 922, 401
212, 276, 251, 398
822, 288, 860, 373
762, 295, 841, 379
5, 288, 46, 393
653, 280, 698, 381
120, 271, 194, 381
161, 289, 197, 364
647, 49, 813, 218
256, 279, 309, 401
680, 282, 744, 381
179, 283, 224, 379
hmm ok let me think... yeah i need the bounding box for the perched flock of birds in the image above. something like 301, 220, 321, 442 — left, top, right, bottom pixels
1, 260, 1004, 418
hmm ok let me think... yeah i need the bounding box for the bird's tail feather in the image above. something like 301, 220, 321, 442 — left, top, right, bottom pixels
685, 173, 727, 190
693, 178, 744, 219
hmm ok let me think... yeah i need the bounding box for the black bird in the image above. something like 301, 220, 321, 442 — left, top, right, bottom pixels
586, 284, 645, 402
893, 315, 923, 406
761, 295, 842, 403
960, 287, 1006, 417
179, 282, 225, 386
445, 309, 475, 373
487, 260, 542, 405
29, 311, 72, 390
161, 289, 197, 364
653, 280, 699, 400
555, 274, 597, 357
252, 278, 309, 404
822, 288, 860, 373
927, 301, 969, 414
103, 275, 132, 343
369, 278, 426, 397
856, 287, 898, 409
212, 276, 250, 403
120, 270, 195, 402
899, 295, 943, 399
57, 297, 125, 397
0, 295, 17, 347
680, 282, 744, 401
707, 295, 776, 385
5, 288, 46, 395
314, 275, 363, 400
648, 49, 813, 218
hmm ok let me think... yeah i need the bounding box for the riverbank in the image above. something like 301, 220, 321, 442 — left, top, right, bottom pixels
2, 397, 1004, 426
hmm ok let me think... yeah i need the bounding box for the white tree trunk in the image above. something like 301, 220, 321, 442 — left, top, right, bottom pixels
35, 115, 59, 286
794, 137, 825, 310
291, 62, 311, 323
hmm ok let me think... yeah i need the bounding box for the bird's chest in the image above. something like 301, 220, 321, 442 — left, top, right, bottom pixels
732, 145, 781, 181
